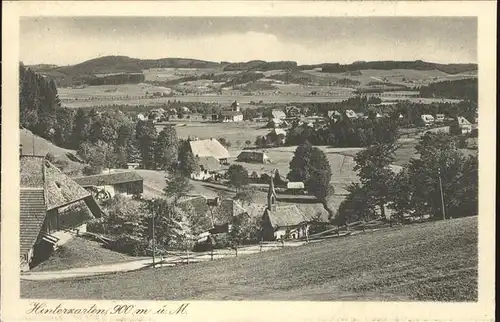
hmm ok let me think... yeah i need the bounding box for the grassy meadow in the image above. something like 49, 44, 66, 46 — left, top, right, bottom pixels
21, 216, 478, 301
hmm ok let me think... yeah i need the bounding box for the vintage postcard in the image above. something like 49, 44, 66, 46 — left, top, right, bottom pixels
1, 1, 496, 321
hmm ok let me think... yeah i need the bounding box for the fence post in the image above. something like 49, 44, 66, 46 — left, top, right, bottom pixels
211, 249, 214, 261
281, 239, 284, 249
186, 248, 189, 265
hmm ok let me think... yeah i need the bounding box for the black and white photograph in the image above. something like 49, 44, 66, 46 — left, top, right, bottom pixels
1, 1, 496, 321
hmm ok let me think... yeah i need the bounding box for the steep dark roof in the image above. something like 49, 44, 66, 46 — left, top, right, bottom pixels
264, 205, 308, 227
198, 156, 221, 172
72, 171, 143, 187
20, 188, 47, 256
44, 161, 91, 210
20, 156, 44, 188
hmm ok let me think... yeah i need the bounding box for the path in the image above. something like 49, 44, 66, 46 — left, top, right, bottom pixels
21, 240, 309, 281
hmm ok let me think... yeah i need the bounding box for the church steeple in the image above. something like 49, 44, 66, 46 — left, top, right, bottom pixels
267, 169, 277, 211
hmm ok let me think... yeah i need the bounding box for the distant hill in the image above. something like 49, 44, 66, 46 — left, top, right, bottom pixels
53, 56, 220, 76
29, 56, 477, 87
222, 60, 298, 71
300, 60, 477, 75
31, 56, 220, 86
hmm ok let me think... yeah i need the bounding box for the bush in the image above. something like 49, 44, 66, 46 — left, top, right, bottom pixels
45, 152, 56, 163
87, 218, 106, 234
103, 235, 149, 256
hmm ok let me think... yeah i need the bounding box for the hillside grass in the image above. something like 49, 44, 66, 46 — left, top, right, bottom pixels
30, 236, 143, 272
21, 216, 477, 301
20, 129, 84, 174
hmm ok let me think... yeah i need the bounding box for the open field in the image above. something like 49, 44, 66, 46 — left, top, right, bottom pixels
31, 236, 145, 272
302, 68, 477, 87
21, 216, 478, 301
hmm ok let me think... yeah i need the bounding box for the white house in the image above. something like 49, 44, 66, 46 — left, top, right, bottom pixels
456, 116, 473, 134
435, 114, 445, 123
345, 110, 357, 119
271, 109, 287, 120
220, 111, 243, 122
191, 156, 221, 181
421, 114, 435, 126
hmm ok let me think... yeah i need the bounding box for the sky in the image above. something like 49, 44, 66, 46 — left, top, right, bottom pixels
20, 17, 477, 66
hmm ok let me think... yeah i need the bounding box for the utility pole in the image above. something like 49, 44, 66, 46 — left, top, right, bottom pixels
438, 168, 446, 220
32, 135, 35, 156
152, 201, 156, 267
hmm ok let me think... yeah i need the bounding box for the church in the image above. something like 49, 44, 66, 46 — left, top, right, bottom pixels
261, 170, 311, 241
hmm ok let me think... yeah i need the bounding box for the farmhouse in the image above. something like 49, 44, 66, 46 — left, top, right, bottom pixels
191, 156, 221, 181
73, 171, 144, 199
189, 138, 230, 165
435, 114, 445, 123
237, 151, 270, 163
261, 171, 309, 241
20, 155, 104, 271
421, 114, 435, 126
271, 109, 287, 120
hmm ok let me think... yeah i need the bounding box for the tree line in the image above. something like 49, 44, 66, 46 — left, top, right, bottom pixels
337, 132, 478, 227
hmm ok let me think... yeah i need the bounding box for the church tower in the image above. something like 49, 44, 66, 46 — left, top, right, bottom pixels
267, 169, 277, 211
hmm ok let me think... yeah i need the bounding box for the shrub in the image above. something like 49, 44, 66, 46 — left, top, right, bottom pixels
45, 152, 56, 163
87, 218, 106, 234
103, 235, 149, 256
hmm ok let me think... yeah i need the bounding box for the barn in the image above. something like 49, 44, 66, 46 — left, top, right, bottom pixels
72, 171, 144, 199
237, 151, 270, 163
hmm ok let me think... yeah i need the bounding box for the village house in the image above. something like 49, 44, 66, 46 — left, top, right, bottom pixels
284, 105, 301, 118
345, 109, 358, 119
220, 110, 244, 122
268, 118, 288, 128
454, 116, 473, 134
267, 128, 287, 144
126, 162, 140, 170
20, 155, 104, 271
72, 171, 144, 199
148, 108, 166, 122
191, 156, 221, 181
237, 150, 271, 163
327, 110, 342, 120
271, 109, 287, 120
435, 114, 445, 123
286, 182, 305, 194
189, 138, 231, 165
420, 114, 435, 126
137, 113, 146, 121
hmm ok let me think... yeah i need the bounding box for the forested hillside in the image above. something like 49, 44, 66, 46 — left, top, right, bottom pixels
419, 78, 478, 102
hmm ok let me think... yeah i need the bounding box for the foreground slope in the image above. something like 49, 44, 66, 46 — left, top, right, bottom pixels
21, 217, 477, 301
